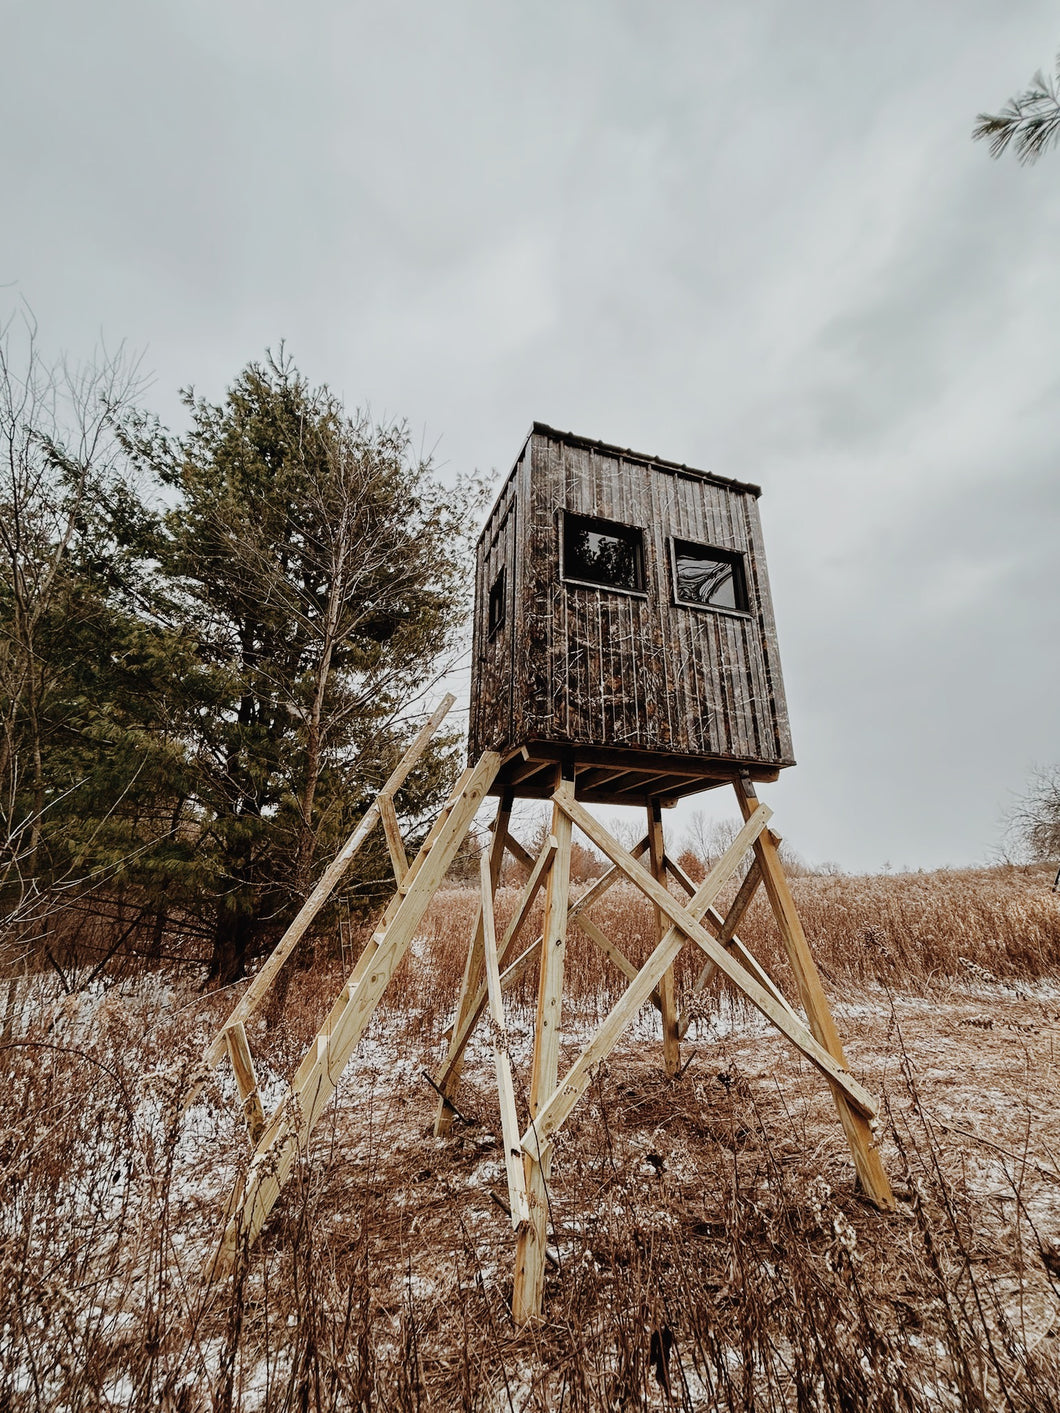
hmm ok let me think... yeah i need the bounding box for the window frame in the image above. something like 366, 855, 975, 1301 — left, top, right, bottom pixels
486, 566, 507, 640
560, 510, 648, 598
668, 537, 751, 617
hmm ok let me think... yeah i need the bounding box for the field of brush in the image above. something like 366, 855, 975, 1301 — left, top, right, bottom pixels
3, 862, 1060, 1410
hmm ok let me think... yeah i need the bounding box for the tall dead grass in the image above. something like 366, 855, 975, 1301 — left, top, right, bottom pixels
3, 972, 1060, 1410
409, 863, 1060, 1038
2, 861, 1060, 1408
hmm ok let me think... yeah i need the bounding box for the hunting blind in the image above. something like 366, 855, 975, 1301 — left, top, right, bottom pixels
472, 423, 794, 802
197, 424, 894, 1326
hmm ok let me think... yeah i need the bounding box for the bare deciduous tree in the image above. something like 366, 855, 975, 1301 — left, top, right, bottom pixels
1006, 766, 1060, 863
0, 309, 142, 893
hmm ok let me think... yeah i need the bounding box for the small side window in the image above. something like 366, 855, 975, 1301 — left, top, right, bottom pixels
563, 513, 645, 593
672, 540, 749, 613
487, 567, 506, 638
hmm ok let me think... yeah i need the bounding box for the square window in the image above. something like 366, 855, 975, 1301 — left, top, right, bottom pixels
563, 513, 645, 593
487, 567, 506, 638
672, 540, 748, 612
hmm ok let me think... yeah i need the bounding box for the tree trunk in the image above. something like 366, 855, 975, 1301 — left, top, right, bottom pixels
208, 906, 256, 987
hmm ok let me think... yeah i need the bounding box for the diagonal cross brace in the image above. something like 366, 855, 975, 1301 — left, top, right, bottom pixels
200, 693, 455, 1079
209, 750, 501, 1274
521, 789, 877, 1164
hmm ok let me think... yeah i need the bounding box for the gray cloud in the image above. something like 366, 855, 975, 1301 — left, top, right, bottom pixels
3, 0, 1058, 870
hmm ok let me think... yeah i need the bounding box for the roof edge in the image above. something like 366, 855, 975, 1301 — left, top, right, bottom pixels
476, 421, 763, 548
529, 421, 762, 498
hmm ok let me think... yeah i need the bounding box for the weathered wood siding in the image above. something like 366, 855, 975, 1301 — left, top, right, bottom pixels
469, 450, 522, 763
470, 425, 794, 772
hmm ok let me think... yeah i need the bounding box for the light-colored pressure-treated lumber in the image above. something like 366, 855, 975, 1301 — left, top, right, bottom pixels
665, 854, 798, 1034
550, 791, 878, 1125
735, 778, 895, 1210
201, 741, 892, 1328
378, 793, 408, 885
434, 833, 557, 1092
432, 835, 649, 1103
433, 795, 514, 1135
648, 801, 680, 1078
224, 1022, 265, 1144
202, 694, 454, 1076
210, 751, 500, 1274
479, 852, 530, 1228
289, 760, 486, 1100
512, 776, 573, 1324
520, 791, 777, 1162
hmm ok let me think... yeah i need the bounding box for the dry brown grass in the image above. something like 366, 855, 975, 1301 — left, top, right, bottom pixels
410, 863, 1060, 1036
2, 861, 1060, 1409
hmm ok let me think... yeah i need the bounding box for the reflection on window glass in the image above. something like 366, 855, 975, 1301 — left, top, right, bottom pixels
563, 514, 644, 592
673, 541, 748, 612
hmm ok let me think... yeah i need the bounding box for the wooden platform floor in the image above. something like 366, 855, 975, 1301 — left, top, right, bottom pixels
488, 743, 787, 807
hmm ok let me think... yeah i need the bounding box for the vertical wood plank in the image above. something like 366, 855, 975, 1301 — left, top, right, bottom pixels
512, 772, 573, 1324
224, 1021, 265, 1144
479, 852, 530, 1228
735, 778, 894, 1210
648, 800, 680, 1078
433, 793, 514, 1136
378, 794, 408, 886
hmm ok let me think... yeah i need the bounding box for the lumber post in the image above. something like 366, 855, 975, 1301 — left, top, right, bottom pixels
433, 833, 557, 1092
209, 752, 501, 1275
734, 777, 895, 1211
378, 793, 408, 886
433, 792, 514, 1136
432, 837, 648, 1097
648, 799, 680, 1078
479, 851, 530, 1227
550, 793, 878, 1120
512, 769, 573, 1325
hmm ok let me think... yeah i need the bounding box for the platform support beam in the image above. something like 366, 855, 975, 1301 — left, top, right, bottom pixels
648, 799, 681, 1078
734, 777, 893, 1210
512, 769, 573, 1325
197, 748, 894, 1326
433, 791, 513, 1136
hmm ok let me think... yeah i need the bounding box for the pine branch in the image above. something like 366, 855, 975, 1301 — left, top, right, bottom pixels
973, 57, 1060, 164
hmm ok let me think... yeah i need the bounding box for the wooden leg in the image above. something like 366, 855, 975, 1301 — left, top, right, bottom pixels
479, 852, 529, 1227
512, 774, 573, 1325
209, 753, 501, 1276
433, 835, 557, 1094
434, 793, 514, 1136
734, 779, 895, 1211
648, 800, 680, 1078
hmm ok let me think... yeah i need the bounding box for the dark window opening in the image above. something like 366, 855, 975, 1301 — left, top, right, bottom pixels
672, 540, 749, 612
487, 567, 506, 638
563, 513, 645, 593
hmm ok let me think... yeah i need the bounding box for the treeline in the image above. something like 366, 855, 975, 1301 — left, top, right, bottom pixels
0, 317, 479, 984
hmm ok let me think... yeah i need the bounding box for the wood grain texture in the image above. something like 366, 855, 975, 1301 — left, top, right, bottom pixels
478, 851, 529, 1228
512, 774, 573, 1324
469, 425, 794, 781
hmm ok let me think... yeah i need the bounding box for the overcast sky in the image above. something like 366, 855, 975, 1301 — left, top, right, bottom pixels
4, 2, 1058, 872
